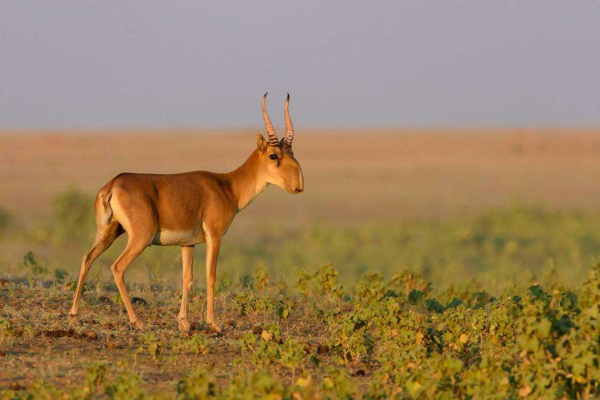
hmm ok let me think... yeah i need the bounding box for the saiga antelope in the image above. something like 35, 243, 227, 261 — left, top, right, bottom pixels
68, 93, 304, 332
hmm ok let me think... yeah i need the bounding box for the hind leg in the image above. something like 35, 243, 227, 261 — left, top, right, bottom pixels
105, 187, 158, 329
69, 223, 122, 321
111, 233, 153, 330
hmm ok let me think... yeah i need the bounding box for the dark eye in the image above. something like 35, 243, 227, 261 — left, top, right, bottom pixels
269, 154, 278, 160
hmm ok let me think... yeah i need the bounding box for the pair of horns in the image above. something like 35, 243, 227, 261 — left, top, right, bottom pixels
262, 93, 294, 147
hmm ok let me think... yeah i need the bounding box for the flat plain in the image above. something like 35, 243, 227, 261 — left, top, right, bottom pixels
1, 129, 599, 398
2, 128, 600, 226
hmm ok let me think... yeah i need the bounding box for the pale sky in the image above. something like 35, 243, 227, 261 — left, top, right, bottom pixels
1, 1, 599, 128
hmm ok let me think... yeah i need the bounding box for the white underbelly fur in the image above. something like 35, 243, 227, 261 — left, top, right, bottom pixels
152, 229, 205, 246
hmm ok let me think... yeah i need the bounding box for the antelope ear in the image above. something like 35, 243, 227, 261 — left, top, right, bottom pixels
257, 134, 268, 151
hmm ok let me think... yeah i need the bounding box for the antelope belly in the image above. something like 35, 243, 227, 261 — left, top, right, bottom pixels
152, 230, 205, 246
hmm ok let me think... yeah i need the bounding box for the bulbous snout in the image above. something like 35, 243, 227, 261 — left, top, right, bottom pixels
292, 169, 304, 194
284, 169, 304, 194
273, 152, 304, 195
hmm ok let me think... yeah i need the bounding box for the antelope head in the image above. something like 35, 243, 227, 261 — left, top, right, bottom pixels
256, 93, 304, 194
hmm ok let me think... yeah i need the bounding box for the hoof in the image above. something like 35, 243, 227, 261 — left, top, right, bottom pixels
130, 320, 145, 330
68, 313, 78, 323
178, 318, 190, 332
208, 321, 222, 333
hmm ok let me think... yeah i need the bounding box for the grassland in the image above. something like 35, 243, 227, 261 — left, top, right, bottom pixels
1, 258, 598, 398
2, 129, 600, 226
0, 130, 599, 398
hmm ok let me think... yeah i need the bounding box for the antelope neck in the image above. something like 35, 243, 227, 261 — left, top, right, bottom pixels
225, 149, 269, 211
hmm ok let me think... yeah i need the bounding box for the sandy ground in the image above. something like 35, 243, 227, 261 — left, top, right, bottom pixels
1, 129, 600, 233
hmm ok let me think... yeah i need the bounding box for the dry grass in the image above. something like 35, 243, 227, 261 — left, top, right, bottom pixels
2, 129, 600, 397
0, 283, 300, 394
2, 129, 600, 232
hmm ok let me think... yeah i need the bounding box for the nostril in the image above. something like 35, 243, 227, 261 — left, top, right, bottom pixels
295, 188, 303, 193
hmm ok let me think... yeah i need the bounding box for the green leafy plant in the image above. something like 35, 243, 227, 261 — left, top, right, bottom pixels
173, 335, 209, 355
104, 371, 146, 400
137, 333, 163, 364
0, 206, 12, 236
84, 363, 107, 397
23, 251, 46, 275
279, 339, 306, 382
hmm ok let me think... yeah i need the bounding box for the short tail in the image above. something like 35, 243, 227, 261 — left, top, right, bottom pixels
98, 192, 113, 225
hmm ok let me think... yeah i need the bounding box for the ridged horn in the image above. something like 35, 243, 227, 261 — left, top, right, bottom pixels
284, 93, 294, 146
262, 93, 279, 146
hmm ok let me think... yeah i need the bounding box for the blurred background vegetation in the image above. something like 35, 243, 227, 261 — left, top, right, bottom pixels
1, 185, 599, 293
2, 131, 600, 294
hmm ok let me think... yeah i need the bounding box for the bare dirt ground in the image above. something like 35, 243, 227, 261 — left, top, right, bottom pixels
0, 280, 335, 395
1, 129, 600, 397
2, 129, 600, 232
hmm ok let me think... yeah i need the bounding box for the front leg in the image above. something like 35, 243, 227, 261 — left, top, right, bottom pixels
205, 235, 222, 332
178, 246, 194, 331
